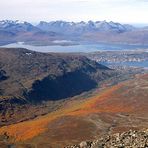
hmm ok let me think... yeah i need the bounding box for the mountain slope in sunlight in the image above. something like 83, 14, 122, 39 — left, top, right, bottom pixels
0, 74, 147, 147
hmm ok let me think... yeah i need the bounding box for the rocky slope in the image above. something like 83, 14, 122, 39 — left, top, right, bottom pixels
65, 129, 148, 148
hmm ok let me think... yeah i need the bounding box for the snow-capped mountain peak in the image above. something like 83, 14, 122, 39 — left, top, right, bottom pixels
37, 20, 135, 34
0, 20, 40, 33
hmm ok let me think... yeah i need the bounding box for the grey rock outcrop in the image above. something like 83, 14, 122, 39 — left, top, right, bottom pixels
65, 129, 148, 148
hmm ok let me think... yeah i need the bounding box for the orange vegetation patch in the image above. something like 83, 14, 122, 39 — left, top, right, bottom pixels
0, 85, 120, 141
0, 117, 48, 142
67, 83, 133, 116
0, 101, 86, 142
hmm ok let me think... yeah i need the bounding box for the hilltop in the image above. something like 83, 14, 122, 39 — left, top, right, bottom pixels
0, 48, 114, 101
0, 47, 117, 126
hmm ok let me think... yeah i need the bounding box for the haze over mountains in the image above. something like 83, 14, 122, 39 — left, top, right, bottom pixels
0, 20, 148, 148
0, 20, 148, 45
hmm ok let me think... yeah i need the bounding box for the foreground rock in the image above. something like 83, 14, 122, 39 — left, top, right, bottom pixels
65, 129, 148, 148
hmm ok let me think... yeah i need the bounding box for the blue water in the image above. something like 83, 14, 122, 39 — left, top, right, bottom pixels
101, 61, 148, 68
1, 42, 148, 68
1, 42, 148, 53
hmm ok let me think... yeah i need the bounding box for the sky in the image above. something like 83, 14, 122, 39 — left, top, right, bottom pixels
0, 0, 148, 25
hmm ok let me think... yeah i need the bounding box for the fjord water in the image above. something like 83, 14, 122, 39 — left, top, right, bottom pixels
1, 42, 148, 68
1, 42, 148, 53
101, 61, 148, 68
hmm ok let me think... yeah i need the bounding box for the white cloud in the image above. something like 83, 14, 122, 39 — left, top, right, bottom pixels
0, 0, 147, 24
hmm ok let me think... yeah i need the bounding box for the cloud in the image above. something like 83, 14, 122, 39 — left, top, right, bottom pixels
0, 0, 147, 24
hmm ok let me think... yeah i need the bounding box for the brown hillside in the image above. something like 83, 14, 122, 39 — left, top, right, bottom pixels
0, 48, 117, 126
0, 48, 114, 101
0, 74, 147, 147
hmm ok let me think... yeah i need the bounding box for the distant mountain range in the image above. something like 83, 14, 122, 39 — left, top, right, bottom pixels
0, 20, 148, 45
37, 20, 135, 34
0, 20, 61, 45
